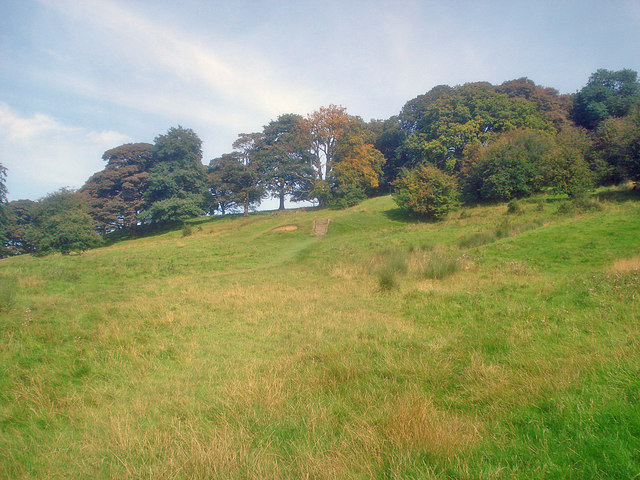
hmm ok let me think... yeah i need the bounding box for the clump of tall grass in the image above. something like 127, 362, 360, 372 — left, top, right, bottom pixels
419, 250, 460, 279
557, 196, 603, 214
182, 223, 194, 237
494, 219, 512, 239
458, 231, 496, 248
0, 277, 16, 312
375, 249, 408, 291
506, 199, 523, 215
406, 246, 461, 280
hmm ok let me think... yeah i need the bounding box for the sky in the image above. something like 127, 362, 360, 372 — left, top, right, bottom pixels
1, 0, 639, 202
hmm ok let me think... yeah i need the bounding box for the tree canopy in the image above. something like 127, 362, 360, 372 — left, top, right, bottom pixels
260, 114, 315, 210
80, 143, 154, 234
141, 126, 209, 224
396, 82, 554, 173
572, 69, 640, 130
28, 189, 102, 255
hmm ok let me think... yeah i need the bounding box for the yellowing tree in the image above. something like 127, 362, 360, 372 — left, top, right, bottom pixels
305, 105, 350, 180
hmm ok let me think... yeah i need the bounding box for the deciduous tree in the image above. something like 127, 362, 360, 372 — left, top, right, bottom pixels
396, 83, 554, 174
1, 199, 36, 257
305, 105, 350, 181
260, 114, 315, 210
208, 153, 263, 216
572, 69, 640, 130
331, 118, 386, 206
80, 143, 154, 234
28, 189, 102, 255
142, 127, 209, 224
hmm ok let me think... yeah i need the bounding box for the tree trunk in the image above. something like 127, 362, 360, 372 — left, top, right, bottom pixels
243, 199, 249, 217
278, 192, 285, 210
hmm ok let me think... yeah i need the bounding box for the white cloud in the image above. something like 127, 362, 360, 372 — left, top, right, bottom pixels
35, 0, 321, 128
0, 103, 131, 200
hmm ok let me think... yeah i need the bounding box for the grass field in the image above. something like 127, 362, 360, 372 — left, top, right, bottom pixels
1, 189, 639, 479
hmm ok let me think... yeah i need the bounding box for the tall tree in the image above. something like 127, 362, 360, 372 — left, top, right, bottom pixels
305, 105, 350, 181
208, 153, 263, 216
142, 127, 209, 224
571, 68, 640, 130
462, 129, 554, 202
260, 114, 315, 210
594, 106, 640, 183
79, 143, 154, 234
331, 117, 386, 204
372, 116, 406, 189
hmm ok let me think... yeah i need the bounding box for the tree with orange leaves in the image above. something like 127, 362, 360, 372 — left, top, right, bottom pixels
305, 105, 350, 181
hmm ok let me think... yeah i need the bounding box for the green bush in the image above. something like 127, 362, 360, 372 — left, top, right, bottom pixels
393, 165, 461, 220
328, 184, 367, 209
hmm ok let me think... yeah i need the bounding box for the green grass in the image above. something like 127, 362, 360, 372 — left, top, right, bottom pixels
1, 187, 639, 478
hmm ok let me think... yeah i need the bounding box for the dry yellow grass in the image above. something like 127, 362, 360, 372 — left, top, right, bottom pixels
610, 255, 640, 273
385, 395, 481, 455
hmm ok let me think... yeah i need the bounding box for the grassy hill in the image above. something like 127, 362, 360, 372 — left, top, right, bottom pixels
1, 190, 639, 479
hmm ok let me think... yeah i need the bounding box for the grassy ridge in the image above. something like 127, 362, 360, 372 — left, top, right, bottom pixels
1, 190, 639, 479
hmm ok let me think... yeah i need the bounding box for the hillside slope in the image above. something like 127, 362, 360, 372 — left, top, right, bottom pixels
1, 192, 639, 479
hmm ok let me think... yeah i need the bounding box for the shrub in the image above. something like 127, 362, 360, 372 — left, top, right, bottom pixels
393, 165, 461, 220
463, 129, 552, 202
328, 184, 367, 209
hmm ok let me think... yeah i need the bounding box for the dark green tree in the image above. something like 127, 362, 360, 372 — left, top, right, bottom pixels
208, 153, 263, 216
28, 189, 102, 255
372, 116, 406, 189
594, 107, 640, 183
571, 69, 640, 130
141, 127, 209, 224
80, 143, 154, 234
1, 199, 36, 257
260, 114, 315, 210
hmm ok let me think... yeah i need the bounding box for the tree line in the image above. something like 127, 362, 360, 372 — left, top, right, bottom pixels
1, 68, 639, 256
